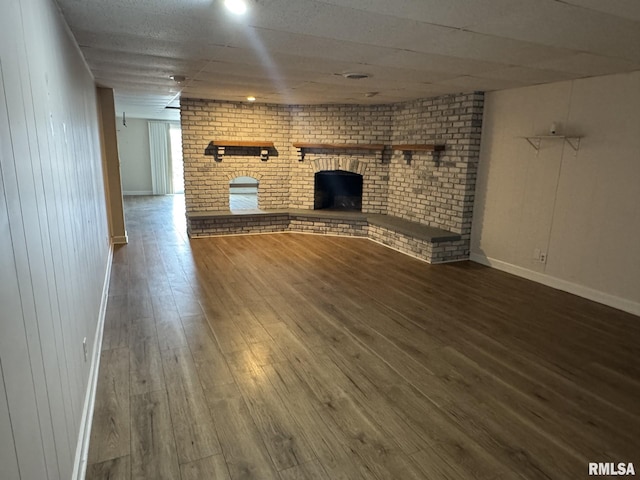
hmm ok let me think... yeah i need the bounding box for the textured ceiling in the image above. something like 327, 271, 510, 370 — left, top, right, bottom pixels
55, 0, 640, 119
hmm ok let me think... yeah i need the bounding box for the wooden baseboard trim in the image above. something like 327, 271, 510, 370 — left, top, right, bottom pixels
112, 234, 128, 245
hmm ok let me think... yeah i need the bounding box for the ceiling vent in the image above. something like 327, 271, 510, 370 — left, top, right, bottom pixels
341, 72, 371, 80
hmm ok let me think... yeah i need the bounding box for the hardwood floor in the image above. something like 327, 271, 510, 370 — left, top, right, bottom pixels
86, 195, 640, 480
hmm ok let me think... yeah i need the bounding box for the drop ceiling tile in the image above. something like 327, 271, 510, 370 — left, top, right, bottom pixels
469, 1, 640, 62
424, 29, 578, 65
82, 48, 207, 72
229, 28, 404, 65
309, 0, 531, 29
60, 2, 239, 44
369, 50, 508, 75
74, 30, 215, 60
436, 76, 530, 92
526, 53, 640, 77
476, 66, 577, 84
552, 0, 640, 22
250, 0, 456, 51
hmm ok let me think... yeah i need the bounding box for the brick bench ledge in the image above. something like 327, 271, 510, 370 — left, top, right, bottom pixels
366, 214, 460, 243
187, 210, 459, 243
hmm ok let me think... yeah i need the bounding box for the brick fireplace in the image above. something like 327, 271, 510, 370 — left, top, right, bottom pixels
181, 92, 483, 263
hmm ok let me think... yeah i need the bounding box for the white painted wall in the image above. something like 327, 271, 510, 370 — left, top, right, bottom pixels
117, 117, 153, 195
472, 71, 640, 315
0, 1, 111, 480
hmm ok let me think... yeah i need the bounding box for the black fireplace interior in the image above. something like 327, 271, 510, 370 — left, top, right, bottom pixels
314, 170, 363, 211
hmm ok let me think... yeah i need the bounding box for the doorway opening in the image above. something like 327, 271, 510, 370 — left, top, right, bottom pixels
229, 176, 259, 211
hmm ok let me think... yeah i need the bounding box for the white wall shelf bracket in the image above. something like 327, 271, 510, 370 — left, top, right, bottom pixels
521, 135, 583, 157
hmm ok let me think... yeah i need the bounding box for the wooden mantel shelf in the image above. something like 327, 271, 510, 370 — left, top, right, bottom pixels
292, 143, 385, 161
391, 144, 445, 152
391, 144, 445, 164
292, 142, 385, 150
208, 140, 275, 161
211, 140, 275, 148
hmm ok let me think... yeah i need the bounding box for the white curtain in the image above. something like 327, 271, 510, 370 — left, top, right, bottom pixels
148, 121, 173, 194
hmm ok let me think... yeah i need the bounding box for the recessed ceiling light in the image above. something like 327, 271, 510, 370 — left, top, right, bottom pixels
169, 75, 186, 83
247, 96, 256, 102
341, 72, 371, 80
224, 0, 247, 14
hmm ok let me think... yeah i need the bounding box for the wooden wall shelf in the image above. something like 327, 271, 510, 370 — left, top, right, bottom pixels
211, 140, 275, 148
208, 140, 275, 161
391, 144, 445, 164
391, 144, 445, 152
292, 143, 385, 161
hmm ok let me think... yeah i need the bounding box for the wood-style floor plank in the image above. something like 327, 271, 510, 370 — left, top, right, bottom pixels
180, 454, 231, 480
86, 455, 131, 480
101, 295, 130, 350
130, 390, 181, 480
87, 347, 130, 464
129, 336, 164, 396
226, 350, 314, 471
151, 294, 189, 351
181, 315, 236, 389
263, 361, 375, 480
160, 347, 222, 464
279, 460, 330, 480
205, 382, 281, 480
86, 196, 640, 480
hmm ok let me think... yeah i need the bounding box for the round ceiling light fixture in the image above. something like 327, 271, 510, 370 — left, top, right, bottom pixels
341, 72, 371, 80
224, 0, 247, 15
247, 96, 256, 102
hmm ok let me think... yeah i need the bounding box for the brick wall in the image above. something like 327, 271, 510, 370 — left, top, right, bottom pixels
181, 93, 484, 259
181, 99, 292, 212
388, 92, 484, 259
389, 93, 484, 234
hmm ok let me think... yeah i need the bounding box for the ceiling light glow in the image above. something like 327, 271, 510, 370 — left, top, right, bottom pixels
224, 0, 247, 15
247, 96, 256, 102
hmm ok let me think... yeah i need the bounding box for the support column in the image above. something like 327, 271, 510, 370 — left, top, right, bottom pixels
97, 87, 127, 244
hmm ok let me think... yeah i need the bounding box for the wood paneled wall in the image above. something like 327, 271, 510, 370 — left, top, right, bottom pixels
0, 0, 111, 478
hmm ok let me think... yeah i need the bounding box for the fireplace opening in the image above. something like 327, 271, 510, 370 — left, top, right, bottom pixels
314, 170, 363, 211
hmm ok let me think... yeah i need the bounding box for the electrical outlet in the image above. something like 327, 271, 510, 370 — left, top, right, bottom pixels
82, 337, 88, 362
539, 252, 547, 263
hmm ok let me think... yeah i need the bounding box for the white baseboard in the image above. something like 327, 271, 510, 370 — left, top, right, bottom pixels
470, 252, 640, 317
71, 245, 113, 480
123, 190, 152, 196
